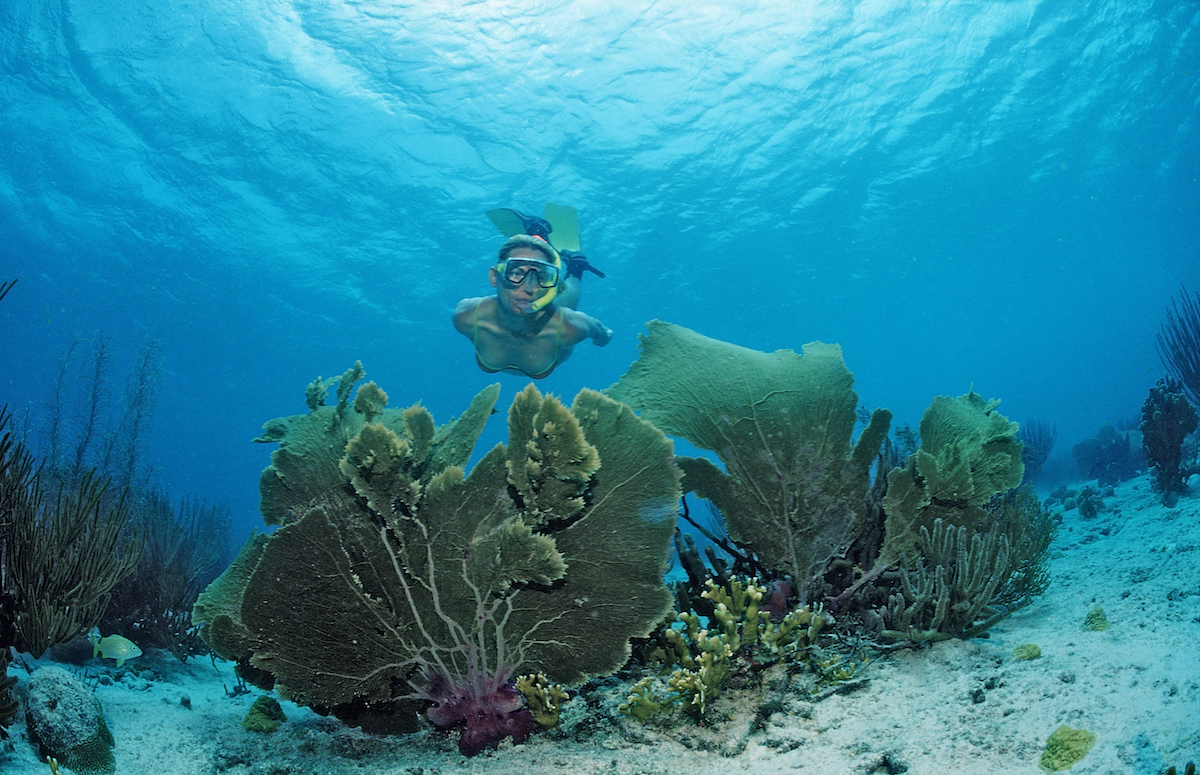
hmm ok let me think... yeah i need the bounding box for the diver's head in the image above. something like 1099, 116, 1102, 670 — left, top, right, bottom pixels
497, 233, 560, 265
492, 235, 562, 313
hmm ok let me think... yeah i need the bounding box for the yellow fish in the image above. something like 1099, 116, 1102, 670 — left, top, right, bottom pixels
87, 627, 143, 667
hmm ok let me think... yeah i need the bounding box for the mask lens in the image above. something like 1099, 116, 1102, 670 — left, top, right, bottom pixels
502, 259, 559, 288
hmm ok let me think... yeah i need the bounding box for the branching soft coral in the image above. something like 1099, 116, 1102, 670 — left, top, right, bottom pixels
1141, 376, 1199, 506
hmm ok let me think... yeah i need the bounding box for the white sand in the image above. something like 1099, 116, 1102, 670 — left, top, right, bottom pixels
2, 471, 1196, 775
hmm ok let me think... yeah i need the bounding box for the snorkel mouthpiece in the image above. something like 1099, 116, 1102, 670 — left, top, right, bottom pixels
529, 284, 557, 312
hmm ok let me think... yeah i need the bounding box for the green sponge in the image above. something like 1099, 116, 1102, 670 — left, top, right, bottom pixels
1039, 725, 1096, 772
1083, 606, 1111, 631
242, 695, 287, 733
1011, 643, 1042, 661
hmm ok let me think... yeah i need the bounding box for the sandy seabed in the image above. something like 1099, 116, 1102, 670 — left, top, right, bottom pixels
2, 472, 1197, 775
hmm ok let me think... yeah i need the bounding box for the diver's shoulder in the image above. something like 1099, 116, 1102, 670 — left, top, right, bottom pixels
452, 296, 492, 330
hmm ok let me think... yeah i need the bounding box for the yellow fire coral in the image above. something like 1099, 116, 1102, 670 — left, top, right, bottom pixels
620, 577, 833, 720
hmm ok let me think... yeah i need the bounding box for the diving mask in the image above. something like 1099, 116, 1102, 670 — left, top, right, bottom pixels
497, 258, 561, 289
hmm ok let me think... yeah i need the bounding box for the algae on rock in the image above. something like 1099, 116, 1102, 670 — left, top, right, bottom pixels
607, 320, 891, 597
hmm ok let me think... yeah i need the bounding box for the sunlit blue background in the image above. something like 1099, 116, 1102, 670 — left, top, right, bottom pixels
2, 0, 1197, 540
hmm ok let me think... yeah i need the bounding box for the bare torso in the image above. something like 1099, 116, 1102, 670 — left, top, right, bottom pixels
458, 296, 576, 379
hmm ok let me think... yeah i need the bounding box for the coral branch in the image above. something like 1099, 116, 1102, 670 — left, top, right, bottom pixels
1156, 284, 1200, 407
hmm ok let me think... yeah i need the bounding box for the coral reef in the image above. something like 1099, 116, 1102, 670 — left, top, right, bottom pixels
194, 367, 681, 755
882, 520, 1009, 642
1140, 376, 1199, 506
881, 391, 1025, 557
1071, 422, 1144, 485
26, 666, 116, 775
604, 322, 1047, 643
0, 408, 142, 660
833, 390, 1026, 612
1156, 284, 1200, 406
606, 320, 891, 598
190, 532, 271, 688
1039, 725, 1096, 772
102, 493, 228, 661
0, 648, 16, 739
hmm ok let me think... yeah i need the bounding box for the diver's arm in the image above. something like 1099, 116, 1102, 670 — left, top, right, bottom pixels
561, 308, 613, 347
452, 297, 484, 337
555, 276, 582, 310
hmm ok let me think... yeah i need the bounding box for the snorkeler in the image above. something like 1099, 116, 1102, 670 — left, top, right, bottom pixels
453, 204, 612, 379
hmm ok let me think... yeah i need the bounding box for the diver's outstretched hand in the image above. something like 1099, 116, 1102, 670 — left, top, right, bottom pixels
561, 249, 605, 279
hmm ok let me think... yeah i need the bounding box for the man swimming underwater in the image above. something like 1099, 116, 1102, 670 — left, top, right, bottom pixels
453, 206, 612, 379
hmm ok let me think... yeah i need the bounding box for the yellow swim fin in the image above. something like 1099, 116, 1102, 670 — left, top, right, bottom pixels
543, 202, 580, 252
486, 208, 532, 238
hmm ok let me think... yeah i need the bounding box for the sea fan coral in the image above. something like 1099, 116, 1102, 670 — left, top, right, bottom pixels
195, 369, 680, 754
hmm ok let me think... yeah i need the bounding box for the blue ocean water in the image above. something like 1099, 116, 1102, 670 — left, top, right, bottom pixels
1, 0, 1197, 540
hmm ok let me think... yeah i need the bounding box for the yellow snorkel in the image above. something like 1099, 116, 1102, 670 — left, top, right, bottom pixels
528, 252, 561, 312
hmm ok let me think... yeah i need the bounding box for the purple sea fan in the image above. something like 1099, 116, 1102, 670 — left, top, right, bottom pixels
420, 663, 537, 755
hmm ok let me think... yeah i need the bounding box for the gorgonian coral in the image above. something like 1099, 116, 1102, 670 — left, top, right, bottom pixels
1140, 376, 1199, 506
606, 321, 891, 600
194, 368, 680, 754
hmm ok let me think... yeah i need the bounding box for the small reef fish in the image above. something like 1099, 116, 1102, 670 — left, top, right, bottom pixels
87, 627, 143, 666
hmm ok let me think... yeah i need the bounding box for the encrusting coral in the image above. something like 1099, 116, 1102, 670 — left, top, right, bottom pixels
1083, 606, 1111, 632
1011, 643, 1041, 660
241, 695, 287, 733
606, 320, 892, 599
193, 365, 681, 755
